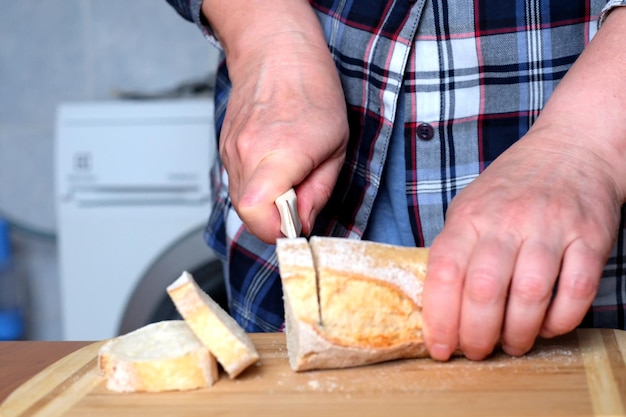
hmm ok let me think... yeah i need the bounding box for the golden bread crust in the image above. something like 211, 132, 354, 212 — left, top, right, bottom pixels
277, 237, 431, 371
167, 272, 260, 378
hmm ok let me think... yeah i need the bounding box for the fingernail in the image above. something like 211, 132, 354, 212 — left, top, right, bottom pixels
502, 344, 524, 357
429, 343, 452, 361
307, 210, 317, 235
540, 329, 555, 339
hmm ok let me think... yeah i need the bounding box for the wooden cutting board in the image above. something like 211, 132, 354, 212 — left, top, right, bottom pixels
1, 330, 625, 417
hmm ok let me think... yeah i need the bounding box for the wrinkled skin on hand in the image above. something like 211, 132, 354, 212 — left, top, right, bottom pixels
220, 31, 349, 243
423, 129, 622, 361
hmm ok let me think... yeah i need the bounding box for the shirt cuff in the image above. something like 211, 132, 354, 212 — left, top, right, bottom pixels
189, 0, 224, 51
599, 0, 626, 27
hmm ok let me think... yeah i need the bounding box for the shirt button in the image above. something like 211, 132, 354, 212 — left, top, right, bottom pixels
417, 123, 434, 141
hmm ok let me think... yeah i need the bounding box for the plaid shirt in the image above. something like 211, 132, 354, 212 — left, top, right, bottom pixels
166, 0, 626, 332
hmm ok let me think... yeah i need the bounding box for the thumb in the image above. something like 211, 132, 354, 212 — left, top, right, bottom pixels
236, 155, 308, 243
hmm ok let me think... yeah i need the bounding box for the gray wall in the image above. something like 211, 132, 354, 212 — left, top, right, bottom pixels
0, 1, 220, 339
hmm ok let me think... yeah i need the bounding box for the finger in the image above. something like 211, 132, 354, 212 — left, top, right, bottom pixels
501, 240, 559, 356
237, 155, 307, 243
294, 155, 344, 235
459, 235, 517, 360
540, 239, 603, 338
422, 225, 476, 361
218, 127, 242, 210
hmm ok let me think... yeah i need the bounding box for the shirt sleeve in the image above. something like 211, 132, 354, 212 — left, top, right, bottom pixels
599, 0, 626, 27
164, 0, 223, 50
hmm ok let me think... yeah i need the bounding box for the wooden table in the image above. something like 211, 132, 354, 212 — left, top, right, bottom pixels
1, 331, 625, 417
0, 341, 90, 403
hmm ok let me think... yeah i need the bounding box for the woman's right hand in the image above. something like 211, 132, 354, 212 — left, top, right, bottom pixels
202, 0, 349, 243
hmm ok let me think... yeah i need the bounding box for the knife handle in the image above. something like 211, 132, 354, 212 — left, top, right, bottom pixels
275, 188, 302, 239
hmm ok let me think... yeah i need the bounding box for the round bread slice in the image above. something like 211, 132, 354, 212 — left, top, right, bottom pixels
98, 320, 218, 392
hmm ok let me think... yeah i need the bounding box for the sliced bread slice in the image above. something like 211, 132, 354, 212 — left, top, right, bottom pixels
167, 271, 260, 378
98, 320, 218, 392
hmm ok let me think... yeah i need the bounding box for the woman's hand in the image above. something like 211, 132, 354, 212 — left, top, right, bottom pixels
423, 130, 621, 361
203, 0, 349, 243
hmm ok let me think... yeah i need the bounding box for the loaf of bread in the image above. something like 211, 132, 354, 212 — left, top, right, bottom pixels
167, 271, 260, 378
98, 320, 219, 392
276, 236, 430, 371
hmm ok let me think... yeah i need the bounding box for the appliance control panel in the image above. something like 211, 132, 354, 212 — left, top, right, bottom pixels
55, 100, 216, 206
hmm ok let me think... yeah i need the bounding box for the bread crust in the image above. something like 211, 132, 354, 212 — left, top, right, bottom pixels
167, 272, 260, 378
277, 237, 430, 371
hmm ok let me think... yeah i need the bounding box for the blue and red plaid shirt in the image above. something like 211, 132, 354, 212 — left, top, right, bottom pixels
166, 0, 626, 332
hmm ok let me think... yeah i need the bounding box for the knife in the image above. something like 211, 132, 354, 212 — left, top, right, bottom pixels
275, 188, 302, 239
275, 189, 323, 324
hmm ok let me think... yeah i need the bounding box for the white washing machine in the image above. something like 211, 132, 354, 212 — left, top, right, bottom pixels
55, 99, 226, 341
